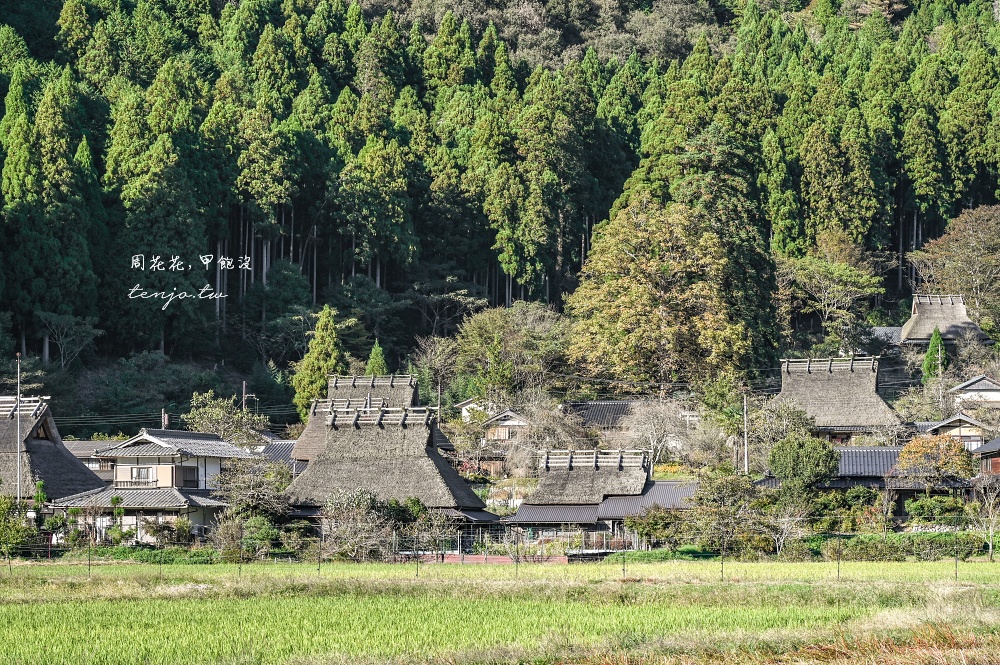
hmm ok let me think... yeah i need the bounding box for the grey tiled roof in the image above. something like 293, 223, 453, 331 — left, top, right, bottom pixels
436, 508, 500, 522
872, 326, 902, 345
562, 401, 643, 430
597, 481, 697, 519
973, 437, 1000, 455
52, 487, 227, 509
62, 441, 110, 457
261, 440, 295, 463
96, 429, 256, 459
507, 504, 599, 524
836, 446, 902, 477
950, 375, 1000, 392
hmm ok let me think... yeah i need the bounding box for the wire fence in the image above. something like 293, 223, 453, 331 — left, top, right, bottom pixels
6, 514, 1000, 574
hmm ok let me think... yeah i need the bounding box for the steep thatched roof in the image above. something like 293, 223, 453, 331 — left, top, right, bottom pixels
285, 412, 485, 510
776, 358, 901, 430
327, 375, 419, 408
900, 295, 991, 344
0, 397, 105, 501
292, 376, 423, 463
524, 451, 650, 505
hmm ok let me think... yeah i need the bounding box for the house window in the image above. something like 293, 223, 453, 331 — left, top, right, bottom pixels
131, 467, 152, 481
181, 466, 199, 488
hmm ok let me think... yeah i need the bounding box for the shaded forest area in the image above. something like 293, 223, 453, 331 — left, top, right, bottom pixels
1, 0, 1000, 428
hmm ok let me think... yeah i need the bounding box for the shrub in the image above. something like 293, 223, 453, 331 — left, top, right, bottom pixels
904, 495, 967, 526
778, 539, 817, 561
821, 536, 906, 562
242, 516, 280, 556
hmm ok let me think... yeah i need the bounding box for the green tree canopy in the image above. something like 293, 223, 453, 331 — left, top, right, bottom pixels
767, 433, 840, 495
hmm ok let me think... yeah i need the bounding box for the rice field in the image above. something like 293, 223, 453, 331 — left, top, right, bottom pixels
1, 559, 1000, 664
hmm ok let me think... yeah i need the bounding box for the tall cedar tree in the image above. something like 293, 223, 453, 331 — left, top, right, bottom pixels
292, 305, 348, 419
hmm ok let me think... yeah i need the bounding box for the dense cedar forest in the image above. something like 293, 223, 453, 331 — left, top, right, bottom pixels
2, 0, 1000, 424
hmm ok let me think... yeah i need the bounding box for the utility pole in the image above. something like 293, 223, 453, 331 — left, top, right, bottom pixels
742, 393, 749, 475
938, 343, 944, 409
241, 381, 255, 412
15, 353, 21, 503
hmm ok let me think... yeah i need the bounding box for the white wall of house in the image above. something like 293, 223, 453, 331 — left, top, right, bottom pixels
954, 391, 1000, 409
111, 457, 224, 490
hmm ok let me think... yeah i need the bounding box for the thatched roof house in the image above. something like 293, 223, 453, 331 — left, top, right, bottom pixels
776, 357, 902, 441
286, 404, 488, 517
527, 451, 650, 504
508, 451, 698, 528
328, 374, 418, 408
0, 397, 105, 501
900, 295, 992, 345
293, 375, 420, 462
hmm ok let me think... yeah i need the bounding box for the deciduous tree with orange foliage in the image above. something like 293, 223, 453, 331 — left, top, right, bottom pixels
893, 435, 976, 494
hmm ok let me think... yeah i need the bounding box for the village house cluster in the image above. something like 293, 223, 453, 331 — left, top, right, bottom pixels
4, 294, 1000, 544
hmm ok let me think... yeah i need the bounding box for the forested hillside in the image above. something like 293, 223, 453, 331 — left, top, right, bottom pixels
1, 0, 999, 423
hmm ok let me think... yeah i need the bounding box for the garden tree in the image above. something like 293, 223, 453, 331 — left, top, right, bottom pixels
894, 435, 976, 494
972, 473, 1000, 562
760, 501, 810, 557
767, 433, 840, 495
0, 495, 33, 569
921, 327, 948, 385
689, 471, 762, 556
781, 248, 883, 339
319, 489, 421, 561
211, 457, 292, 519
746, 400, 814, 475
364, 339, 388, 375
520, 393, 592, 453
623, 506, 686, 550
35, 313, 103, 370
623, 400, 692, 464
910, 206, 1000, 334
182, 391, 271, 447
291, 305, 348, 420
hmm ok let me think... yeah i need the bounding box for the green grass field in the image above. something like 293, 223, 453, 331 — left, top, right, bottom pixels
2, 559, 1000, 664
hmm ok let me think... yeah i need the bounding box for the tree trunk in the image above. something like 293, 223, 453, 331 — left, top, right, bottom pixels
42, 334, 49, 365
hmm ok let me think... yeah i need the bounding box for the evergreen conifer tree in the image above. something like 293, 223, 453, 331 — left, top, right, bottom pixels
292, 305, 348, 419
365, 339, 388, 375
922, 326, 948, 385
